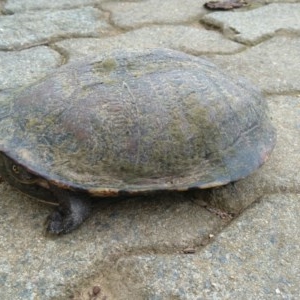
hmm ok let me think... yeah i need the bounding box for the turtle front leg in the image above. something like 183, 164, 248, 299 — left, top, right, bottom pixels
46, 187, 91, 234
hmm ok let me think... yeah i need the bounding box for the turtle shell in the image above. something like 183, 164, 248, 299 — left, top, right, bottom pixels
0, 48, 276, 197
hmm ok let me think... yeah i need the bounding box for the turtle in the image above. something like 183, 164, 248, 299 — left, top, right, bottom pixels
0, 48, 276, 234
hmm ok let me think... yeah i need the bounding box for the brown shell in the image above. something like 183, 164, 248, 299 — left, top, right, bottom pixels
0, 48, 276, 196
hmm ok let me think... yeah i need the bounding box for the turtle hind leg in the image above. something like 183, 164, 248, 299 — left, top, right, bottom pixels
46, 187, 91, 234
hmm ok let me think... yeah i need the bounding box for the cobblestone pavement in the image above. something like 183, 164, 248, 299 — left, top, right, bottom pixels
0, 1, 300, 299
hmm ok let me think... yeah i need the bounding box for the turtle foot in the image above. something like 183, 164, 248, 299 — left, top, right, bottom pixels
45, 188, 91, 234
46, 204, 90, 234
46, 208, 75, 234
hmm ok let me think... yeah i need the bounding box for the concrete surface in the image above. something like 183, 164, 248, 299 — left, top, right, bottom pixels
202, 3, 300, 45
0, 0, 299, 299
55, 25, 245, 60
0, 46, 61, 90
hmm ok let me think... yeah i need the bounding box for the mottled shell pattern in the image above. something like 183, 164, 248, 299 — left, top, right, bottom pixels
0, 49, 276, 196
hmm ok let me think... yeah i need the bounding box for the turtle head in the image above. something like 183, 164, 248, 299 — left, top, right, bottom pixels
0, 152, 58, 205
1, 155, 38, 184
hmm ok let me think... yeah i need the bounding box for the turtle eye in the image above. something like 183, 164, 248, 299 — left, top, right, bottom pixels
12, 164, 20, 174
10, 163, 37, 183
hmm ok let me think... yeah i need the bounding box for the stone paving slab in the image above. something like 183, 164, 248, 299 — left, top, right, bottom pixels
268, 96, 300, 190
0, 184, 227, 299
55, 25, 244, 60
84, 193, 300, 300
0, 46, 61, 90
101, 0, 208, 29
0, 7, 111, 50
4, 0, 106, 12
202, 3, 300, 45
0, 91, 12, 103
207, 36, 300, 94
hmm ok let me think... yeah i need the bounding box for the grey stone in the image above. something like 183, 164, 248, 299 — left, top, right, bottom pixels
202, 3, 300, 45
79, 194, 300, 299
101, 0, 208, 29
0, 90, 13, 102
0, 185, 226, 299
0, 46, 61, 90
0, 7, 111, 50
266, 96, 300, 192
207, 36, 300, 94
4, 0, 105, 12
55, 25, 244, 60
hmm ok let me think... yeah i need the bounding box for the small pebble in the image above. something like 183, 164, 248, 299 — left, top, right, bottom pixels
183, 247, 196, 254
93, 286, 101, 295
